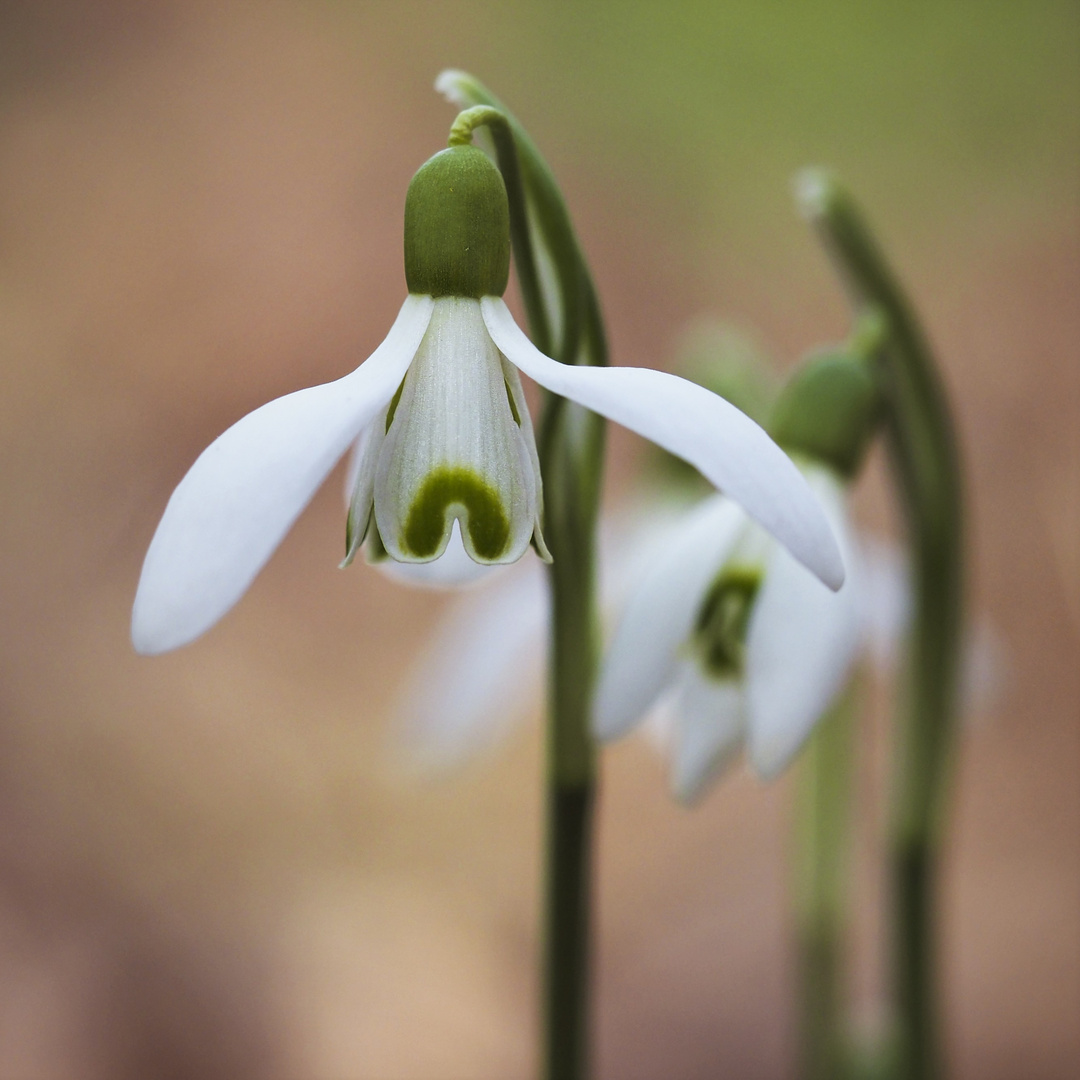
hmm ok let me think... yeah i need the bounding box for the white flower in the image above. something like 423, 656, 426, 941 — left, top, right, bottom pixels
593, 465, 861, 802
132, 146, 843, 656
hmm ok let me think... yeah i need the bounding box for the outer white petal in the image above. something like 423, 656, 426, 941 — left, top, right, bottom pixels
375, 298, 536, 566
744, 469, 863, 779
132, 295, 434, 654
376, 521, 504, 589
482, 297, 845, 592
860, 534, 1004, 720
592, 494, 745, 741
397, 558, 547, 770
858, 534, 911, 676
668, 665, 744, 804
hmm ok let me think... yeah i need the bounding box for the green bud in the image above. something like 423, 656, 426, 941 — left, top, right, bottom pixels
403, 145, 510, 299
769, 349, 881, 479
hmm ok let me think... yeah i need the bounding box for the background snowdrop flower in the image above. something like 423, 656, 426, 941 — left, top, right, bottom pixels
133, 125, 843, 656
396, 503, 684, 770
394, 329, 850, 777
594, 345, 883, 800
594, 466, 862, 802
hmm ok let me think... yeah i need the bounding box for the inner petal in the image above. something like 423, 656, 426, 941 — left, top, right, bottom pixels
374, 297, 536, 565
403, 465, 510, 559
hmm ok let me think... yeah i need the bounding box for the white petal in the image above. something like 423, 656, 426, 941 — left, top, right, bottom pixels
668, 665, 744, 804
375, 298, 537, 566
376, 521, 506, 589
860, 534, 1005, 720
858, 534, 911, 675
482, 297, 845, 591
132, 295, 434, 654
592, 494, 745, 741
744, 469, 863, 778
397, 558, 547, 770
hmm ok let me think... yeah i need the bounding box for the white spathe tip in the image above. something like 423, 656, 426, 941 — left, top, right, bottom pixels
793, 168, 834, 219
434, 70, 471, 106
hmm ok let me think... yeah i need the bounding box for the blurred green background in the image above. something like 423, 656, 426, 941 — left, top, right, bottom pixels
0, 2, 1076, 1077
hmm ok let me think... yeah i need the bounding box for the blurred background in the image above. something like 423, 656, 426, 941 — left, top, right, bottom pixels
0, 1, 1076, 1076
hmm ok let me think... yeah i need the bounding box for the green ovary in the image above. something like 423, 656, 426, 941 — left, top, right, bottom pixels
693, 567, 763, 678
401, 466, 511, 560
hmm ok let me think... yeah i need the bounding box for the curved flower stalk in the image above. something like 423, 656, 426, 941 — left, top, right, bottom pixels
798, 171, 965, 1080
132, 114, 843, 661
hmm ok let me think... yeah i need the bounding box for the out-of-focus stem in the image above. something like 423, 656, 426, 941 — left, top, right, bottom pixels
798, 171, 964, 1080
795, 684, 859, 1080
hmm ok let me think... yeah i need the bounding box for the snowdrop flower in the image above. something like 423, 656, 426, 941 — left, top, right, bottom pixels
594, 347, 880, 801
593, 467, 862, 802
132, 140, 843, 656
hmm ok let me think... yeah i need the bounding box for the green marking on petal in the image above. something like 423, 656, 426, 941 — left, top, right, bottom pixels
504, 379, 521, 425
401, 466, 510, 560
367, 516, 390, 562
385, 378, 406, 433
693, 566, 763, 678
344, 510, 356, 557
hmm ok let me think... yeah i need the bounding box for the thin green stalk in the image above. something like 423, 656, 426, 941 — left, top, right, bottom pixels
541, 405, 601, 1080
795, 682, 858, 1080
798, 171, 964, 1080
444, 77, 608, 1080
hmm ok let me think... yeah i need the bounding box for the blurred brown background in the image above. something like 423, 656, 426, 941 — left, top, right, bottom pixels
0, 2, 1077, 1077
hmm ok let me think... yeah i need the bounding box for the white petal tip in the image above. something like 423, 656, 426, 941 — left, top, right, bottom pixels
748, 738, 798, 782
670, 752, 736, 806
590, 694, 628, 742
130, 611, 185, 656
671, 777, 707, 807
822, 550, 846, 593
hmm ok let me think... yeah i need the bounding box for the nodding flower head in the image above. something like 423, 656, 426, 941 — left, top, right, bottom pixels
132, 134, 843, 656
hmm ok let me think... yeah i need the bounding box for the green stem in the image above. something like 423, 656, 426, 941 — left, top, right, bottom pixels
798, 171, 964, 1080
442, 73, 608, 1080
795, 683, 858, 1080
542, 443, 599, 1079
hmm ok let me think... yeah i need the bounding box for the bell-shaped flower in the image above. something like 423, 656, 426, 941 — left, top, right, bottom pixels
595, 346, 884, 800
593, 465, 862, 802
132, 142, 843, 656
